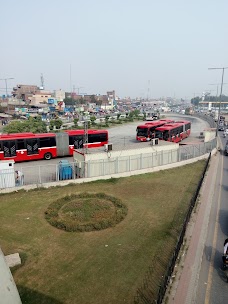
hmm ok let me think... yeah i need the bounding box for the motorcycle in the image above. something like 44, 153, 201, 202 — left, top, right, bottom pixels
222, 254, 228, 269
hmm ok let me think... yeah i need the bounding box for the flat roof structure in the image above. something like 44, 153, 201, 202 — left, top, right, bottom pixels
75, 139, 177, 155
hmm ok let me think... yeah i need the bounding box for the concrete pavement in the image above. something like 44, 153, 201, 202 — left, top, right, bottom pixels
165, 151, 219, 304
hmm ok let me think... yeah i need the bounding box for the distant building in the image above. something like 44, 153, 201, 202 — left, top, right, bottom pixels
28, 90, 52, 106
107, 90, 115, 100
12, 84, 39, 102
64, 91, 115, 111
54, 89, 65, 102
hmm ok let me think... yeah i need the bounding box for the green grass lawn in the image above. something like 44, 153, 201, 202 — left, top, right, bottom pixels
0, 161, 206, 304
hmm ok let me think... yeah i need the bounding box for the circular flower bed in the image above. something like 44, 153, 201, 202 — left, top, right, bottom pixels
45, 193, 127, 232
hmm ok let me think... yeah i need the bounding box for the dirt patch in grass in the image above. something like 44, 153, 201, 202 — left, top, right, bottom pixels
45, 193, 127, 232
0, 161, 206, 304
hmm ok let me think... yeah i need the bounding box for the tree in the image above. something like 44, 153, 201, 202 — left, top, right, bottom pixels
105, 116, 109, 127
4, 117, 47, 133
54, 118, 63, 129
105, 116, 109, 124
79, 97, 86, 105
96, 99, 102, 106
49, 118, 63, 130
73, 118, 79, 127
132, 109, 140, 118
90, 95, 97, 104
3, 121, 24, 133
64, 97, 76, 106
128, 111, 134, 118
191, 96, 201, 106
127, 110, 140, 119
90, 116, 96, 126
49, 120, 55, 131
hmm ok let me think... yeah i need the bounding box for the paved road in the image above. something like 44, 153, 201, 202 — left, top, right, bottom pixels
195, 134, 228, 304
167, 133, 228, 304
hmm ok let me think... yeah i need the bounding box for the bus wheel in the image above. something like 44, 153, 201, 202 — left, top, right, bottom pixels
44, 152, 52, 160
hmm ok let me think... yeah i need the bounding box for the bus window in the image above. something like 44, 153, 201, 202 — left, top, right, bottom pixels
155, 130, 163, 139
26, 139, 39, 155
88, 133, 107, 143
137, 128, 148, 137
3, 140, 17, 157
69, 135, 83, 149
163, 131, 169, 141
17, 139, 26, 150
40, 137, 56, 148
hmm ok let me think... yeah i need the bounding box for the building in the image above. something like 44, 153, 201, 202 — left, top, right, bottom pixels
73, 141, 179, 179
54, 89, 65, 102
199, 101, 228, 110
28, 90, 52, 106
12, 85, 39, 102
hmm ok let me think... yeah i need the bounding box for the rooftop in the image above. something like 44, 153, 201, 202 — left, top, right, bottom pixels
75, 139, 177, 155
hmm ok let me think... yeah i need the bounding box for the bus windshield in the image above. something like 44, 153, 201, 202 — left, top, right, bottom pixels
137, 128, 148, 136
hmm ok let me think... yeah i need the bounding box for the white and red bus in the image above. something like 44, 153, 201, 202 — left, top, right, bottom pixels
136, 119, 174, 142
0, 129, 108, 162
154, 121, 191, 143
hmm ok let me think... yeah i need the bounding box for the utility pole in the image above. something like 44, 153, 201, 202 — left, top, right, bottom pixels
70, 64, 72, 95
0, 77, 14, 111
208, 67, 228, 136
40, 73, 44, 90
147, 80, 150, 101
209, 83, 228, 101
83, 120, 88, 154
76, 86, 84, 95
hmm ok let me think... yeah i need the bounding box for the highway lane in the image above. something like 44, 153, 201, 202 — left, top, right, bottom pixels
194, 134, 228, 304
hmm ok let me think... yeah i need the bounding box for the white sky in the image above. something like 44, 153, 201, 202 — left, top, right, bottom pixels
1, 0, 228, 99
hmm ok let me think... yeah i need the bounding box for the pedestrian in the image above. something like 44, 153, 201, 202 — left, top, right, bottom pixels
15, 170, 24, 186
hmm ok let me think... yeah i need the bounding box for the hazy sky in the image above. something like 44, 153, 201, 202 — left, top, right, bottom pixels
1, 0, 228, 99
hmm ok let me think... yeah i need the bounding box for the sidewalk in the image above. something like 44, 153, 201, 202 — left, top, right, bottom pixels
165, 152, 219, 304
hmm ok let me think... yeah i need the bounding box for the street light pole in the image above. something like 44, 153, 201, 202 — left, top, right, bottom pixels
0, 77, 14, 111
208, 67, 228, 136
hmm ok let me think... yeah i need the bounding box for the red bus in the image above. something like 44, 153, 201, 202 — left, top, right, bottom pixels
0, 129, 108, 162
154, 121, 191, 143
136, 119, 174, 142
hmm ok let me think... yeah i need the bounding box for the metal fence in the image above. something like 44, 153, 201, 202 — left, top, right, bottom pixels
0, 138, 217, 190
194, 113, 217, 128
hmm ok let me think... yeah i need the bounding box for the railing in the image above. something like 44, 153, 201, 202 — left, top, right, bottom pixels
0, 139, 217, 190
193, 113, 217, 128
